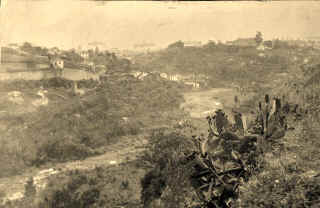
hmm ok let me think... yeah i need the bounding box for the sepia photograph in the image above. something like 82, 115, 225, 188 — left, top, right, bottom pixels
1, 0, 320, 207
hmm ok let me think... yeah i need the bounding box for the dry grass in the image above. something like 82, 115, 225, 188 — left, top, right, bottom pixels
237, 117, 320, 207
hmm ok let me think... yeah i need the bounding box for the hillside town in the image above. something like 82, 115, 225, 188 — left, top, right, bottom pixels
1, 1, 320, 208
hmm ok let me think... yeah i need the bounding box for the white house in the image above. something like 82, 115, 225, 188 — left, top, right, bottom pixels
160, 73, 168, 79
137, 72, 149, 80
168, 74, 183, 81
80, 51, 89, 60
50, 57, 64, 69
185, 81, 200, 88
130, 71, 142, 78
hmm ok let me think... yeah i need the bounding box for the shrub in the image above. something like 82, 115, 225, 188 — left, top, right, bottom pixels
33, 163, 145, 208
140, 129, 197, 208
32, 137, 95, 165
24, 177, 37, 198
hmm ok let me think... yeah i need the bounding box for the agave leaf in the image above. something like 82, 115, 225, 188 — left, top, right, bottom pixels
209, 179, 215, 199
198, 183, 210, 191
194, 170, 211, 178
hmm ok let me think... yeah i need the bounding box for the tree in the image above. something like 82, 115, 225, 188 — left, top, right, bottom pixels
21, 42, 33, 53
168, 41, 184, 49
203, 41, 216, 51
95, 47, 99, 56
22, 42, 32, 49
234, 95, 239, 108
255, 31, 263, 46
33, 46, 43, 55
88, 49, 95, 59
273, 39, 289, 49
263, 40, 273, 48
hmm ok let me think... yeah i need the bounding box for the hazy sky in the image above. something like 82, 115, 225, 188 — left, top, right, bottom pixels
1, 0, 320, 50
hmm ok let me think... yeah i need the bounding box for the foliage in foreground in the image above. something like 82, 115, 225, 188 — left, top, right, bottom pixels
0, 162, 145, 208
236, 119, 320, 208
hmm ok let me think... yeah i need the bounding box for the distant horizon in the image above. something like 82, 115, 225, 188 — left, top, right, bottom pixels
3, 35, 318, 52
1, 1, 320, 51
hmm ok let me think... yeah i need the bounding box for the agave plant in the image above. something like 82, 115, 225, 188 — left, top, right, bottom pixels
186, 111, 259, 207
187, 99, 290, 207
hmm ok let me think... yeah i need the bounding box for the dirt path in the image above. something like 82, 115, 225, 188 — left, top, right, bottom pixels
181, 88, 234, 118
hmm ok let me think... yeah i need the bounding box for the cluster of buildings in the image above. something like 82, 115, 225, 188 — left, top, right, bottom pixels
72, 46, 107, 73
130, 70, 209, 88
44, 46, 106, 73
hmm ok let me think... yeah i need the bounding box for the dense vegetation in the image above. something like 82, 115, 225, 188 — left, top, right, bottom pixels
0, 75, 185, 178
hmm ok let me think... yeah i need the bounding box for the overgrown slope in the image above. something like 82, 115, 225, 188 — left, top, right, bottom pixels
0, 75, 185, 178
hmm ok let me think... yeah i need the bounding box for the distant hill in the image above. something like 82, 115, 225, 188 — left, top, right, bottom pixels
132, 40, 320, 89
1, 47, 48, 64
